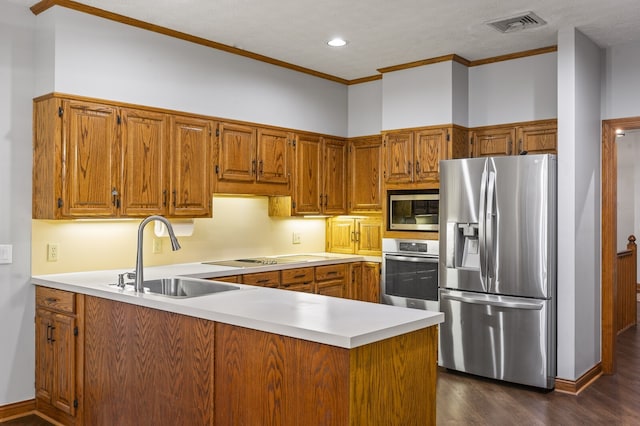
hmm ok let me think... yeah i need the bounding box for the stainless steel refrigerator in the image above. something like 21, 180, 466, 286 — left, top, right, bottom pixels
438, 154, 556, 389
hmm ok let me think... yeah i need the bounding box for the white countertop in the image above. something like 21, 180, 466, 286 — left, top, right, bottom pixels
32, 255, 443, 349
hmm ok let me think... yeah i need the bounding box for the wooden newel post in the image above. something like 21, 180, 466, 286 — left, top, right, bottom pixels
627, 234, 636, 252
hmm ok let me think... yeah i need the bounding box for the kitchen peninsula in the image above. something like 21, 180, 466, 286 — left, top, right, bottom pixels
32, 256, 443, 426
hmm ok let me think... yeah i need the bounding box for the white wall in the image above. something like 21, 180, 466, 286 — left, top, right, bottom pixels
37, 7, 348, 137
556, 28, 602, 381
602, 41, 640, 120
347, 80, 382, 137
0, 1, 35, 406
468, 53, 557, 127
381, 61, 453, 130
617, 134, 637, 252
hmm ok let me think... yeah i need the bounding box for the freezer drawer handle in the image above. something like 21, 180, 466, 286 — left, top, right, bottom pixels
441, 293, 544, 310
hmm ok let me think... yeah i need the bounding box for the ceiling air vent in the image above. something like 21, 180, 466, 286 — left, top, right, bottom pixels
487, 11, 547, 33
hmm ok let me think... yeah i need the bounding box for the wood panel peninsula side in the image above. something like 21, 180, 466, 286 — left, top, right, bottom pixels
32, 259, 443, 426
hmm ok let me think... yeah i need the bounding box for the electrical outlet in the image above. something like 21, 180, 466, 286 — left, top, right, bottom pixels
47, 243, 59, 262
152, 238, 162, 254
292, 232, 301, 244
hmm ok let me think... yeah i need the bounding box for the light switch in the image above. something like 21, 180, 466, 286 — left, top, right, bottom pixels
0, 244, 12, 264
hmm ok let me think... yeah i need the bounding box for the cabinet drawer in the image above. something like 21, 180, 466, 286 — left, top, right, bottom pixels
242, 271, 280, 288
207, 275, 239, 283
281, 267, 314, 285
315, 264, 347, 282
36, 286, 75, 313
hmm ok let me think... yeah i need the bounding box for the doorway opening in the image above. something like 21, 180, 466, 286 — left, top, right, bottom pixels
601, 116, 640, 374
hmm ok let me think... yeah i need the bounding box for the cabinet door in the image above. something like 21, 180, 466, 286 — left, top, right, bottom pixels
170, 116, 212, 217
361, 262, 381, 303
62, 100, 119, 217
217, 122, 256, 182
326, 218, 355, 254
35, 308, 54, 403
348, 137, 382, 212
323, 138, 347, 214
51, 313, 77, 416
414, 128, 446, 182
293, 135, 323, 214
256, 128, 290, 184
316, 280, 345, 298
517, 122, 557, 155
120, 109, 169, 216
472, 127, 516, 157
383, 131, 413, 183
355, 218, 382, 256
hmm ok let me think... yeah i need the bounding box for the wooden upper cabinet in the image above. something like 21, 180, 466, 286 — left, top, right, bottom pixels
62, 100, 119, 217
217, 122, 256, 182
414, 128, 447, 183
383, 127, 450, 185
471, 126, 516, 157
383, 131, 413, 184
517, 121, 557, 155
215, 123, 292, 196
170, 116, 212, 217
326, 216, 382, 256
120, 108, 169, 216
293, 134, 323, 214
471, 120, 557, 157
256, 128, 290, 184
323, 138, 347, 214
348, 136, 382, 212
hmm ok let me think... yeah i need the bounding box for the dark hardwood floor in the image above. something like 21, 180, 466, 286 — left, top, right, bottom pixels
437, 303, 640, 425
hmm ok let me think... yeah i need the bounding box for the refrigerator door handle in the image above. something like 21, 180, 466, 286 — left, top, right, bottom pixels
486, 170, 496, 282
478, 167, 488, 286
440, 291, 544, 310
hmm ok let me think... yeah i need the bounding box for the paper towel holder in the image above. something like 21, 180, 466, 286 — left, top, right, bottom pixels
154, 219, 194, 237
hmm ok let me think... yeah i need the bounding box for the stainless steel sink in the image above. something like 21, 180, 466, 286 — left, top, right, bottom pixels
142, 277, 239, 298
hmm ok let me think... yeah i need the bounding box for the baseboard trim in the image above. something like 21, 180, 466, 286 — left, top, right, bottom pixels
554, 363, 603, 395
0, 399, 36, 421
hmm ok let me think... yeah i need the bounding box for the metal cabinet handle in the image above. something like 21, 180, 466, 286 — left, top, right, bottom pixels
416, 161, 421, 174
172, 190, 177, 207
259, 160, 264, 175
163, 190, 167, 207
256, 279, 270, 284
111, 188, 120, 208
252, 160, 256, 175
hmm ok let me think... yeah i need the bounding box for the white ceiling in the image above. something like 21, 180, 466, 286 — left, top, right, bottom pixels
13, 0, 640, 81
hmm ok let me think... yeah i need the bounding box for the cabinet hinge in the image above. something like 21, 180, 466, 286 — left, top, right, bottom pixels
117, 115, 121, 125
73, 326, 78, 336
216, 128, 220, 137
57, 107, 63, 117
57, 198, 63, 208
73, 399, 78, 408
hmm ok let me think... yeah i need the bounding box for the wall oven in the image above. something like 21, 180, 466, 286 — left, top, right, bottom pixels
381, 238, 439, 311
388, 190, 439, 232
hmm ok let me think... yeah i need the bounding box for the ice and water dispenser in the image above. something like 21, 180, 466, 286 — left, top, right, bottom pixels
445, 222, 480, 270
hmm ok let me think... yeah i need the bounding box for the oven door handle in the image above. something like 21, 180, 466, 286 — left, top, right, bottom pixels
384, 254, 438, 263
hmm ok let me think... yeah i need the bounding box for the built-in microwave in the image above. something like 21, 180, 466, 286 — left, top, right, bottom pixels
388, 190, 439, 232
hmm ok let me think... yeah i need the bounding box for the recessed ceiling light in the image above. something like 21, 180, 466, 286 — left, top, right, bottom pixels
327, 38, 347, 47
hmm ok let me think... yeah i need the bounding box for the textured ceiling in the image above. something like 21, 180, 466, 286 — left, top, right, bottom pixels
13, 0, 640, 81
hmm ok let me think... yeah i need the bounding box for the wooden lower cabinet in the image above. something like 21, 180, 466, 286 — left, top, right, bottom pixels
83, 296, 215, 425
315, 263, 348, 298
280, 266, 314, 293
35, 287, 84, 426
242, 270, 280, 288
81, 295, 436, 426
216, 324, 437, 425
353, 262, 381, 303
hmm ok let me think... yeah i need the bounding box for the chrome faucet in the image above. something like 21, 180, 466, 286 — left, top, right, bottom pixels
134, 215, 182, 293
